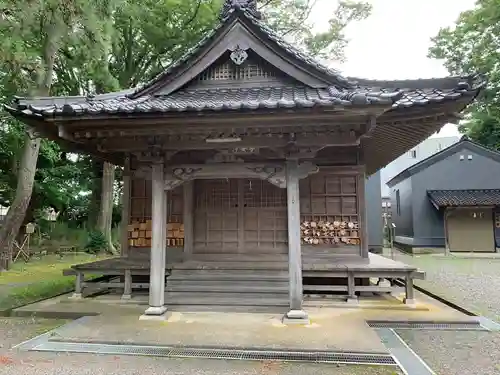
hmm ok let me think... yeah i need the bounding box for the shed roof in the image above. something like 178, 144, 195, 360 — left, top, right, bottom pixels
427, 189, 500, 208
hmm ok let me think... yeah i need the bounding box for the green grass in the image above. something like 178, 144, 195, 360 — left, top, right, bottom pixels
0, 254, 109, 311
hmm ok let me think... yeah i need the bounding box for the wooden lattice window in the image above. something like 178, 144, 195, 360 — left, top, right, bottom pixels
196, 60, 276, 83
243, 179, 286, 208
128, 177, 183, 248
195, 179, 239, 210
299, 172, 360, 247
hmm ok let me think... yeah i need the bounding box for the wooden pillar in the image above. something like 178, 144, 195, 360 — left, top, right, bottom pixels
347, 271, 358, 304
357, 168, 369, 258
183, 180, 194, 260
122, 269, 132, 300
283, 159, 309, 324
404, 274, 415, 306
443, 208, 451, 255
70, 271, 84, 299
141, 162, 167, 319
120, 156, 131, 257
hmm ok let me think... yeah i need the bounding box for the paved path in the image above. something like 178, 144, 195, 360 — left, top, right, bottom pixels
387, 249, 500, 375
0, 318, 401, 375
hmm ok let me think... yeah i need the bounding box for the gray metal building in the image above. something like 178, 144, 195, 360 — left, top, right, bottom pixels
387, 138, 500, 253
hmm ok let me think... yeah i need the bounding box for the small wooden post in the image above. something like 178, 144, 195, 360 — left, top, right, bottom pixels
347, 272, 358, 304
120, 156, 131, 257
404, 274, 415, 306
141, 162, 167, 319
283, 159, 309, 324
443, 207, 451, 255
70, 271, 83, 299
183, 180, 194, 260
122, 269, 132, 300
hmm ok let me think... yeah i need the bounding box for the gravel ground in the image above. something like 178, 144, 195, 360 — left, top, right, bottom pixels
0, 318, 401, 375
396, 330, 500, 375
388, 250, 500, 321
385, 250, 500, 374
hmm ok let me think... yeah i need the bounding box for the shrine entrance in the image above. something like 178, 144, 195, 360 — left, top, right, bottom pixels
193, 178, 288, 254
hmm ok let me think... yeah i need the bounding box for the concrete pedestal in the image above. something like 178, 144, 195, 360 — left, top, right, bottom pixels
282, 309, 310, 325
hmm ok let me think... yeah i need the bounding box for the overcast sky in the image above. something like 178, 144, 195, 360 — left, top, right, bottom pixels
310, 0, 477, 137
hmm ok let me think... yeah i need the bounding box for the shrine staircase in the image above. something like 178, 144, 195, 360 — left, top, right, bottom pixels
166, 254, 290, 312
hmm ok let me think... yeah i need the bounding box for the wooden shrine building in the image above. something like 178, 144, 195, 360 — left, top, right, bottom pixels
7, 0, 483, 322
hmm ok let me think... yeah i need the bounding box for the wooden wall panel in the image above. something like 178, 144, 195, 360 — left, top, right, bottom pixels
300, 167, 361, 248
128, 176, 184, 248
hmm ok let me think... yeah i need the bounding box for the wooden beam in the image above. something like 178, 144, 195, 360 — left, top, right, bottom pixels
56, 108, 377, 131
95, 133, 360, 152
360, 115, 377, 139
57, 124, 74, 141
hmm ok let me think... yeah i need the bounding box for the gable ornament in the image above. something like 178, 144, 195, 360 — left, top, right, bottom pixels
230, 45, 248, 65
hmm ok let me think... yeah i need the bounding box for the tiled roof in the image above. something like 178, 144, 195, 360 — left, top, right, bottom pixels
12, 81, 480, 117
427, 189, 500, 208
6, 2, 484, 120
128, 6, 352, 99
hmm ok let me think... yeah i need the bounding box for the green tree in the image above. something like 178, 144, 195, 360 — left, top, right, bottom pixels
262, 0, 372, 61
0, 0, 123, 270
428, 0, 499, 148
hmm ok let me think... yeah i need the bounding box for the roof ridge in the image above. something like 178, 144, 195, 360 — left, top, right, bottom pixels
128, 7, 353, 99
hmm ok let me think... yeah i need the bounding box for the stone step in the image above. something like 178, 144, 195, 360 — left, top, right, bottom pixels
166, 284, 289, 294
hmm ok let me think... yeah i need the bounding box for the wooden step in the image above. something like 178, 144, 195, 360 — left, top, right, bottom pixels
166, 284, 289, 294
165, 294, 289, 307
190, 254, 289, 262
173, 261, 288, 271
171, 269, 289, 277
168, 279, 289, 288
168, 273, 289, 282
168, 305, 287, 313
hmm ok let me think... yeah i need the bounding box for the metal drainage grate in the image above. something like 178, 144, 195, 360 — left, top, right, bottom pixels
367, 320, 486, 331
32, 341, 397, 366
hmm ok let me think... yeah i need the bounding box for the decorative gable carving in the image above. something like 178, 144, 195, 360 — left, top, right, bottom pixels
187, 51, 292, 89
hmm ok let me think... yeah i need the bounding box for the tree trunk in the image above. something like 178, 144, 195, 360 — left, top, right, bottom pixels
97, 161, 116, 254
0, 20, 59, 271
0, 131, 41, 270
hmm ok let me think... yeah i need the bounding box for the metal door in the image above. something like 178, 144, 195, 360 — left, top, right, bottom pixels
447, 208, 495, 252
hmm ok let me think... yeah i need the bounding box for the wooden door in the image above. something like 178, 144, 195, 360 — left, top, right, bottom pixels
194, 179, 240, 252
242, 179, 288, 253
194, 178, 287, 253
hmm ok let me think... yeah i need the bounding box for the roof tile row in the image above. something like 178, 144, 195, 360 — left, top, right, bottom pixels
428, 189, 500, 207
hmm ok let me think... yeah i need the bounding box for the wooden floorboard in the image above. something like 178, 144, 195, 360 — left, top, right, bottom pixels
68, 253, 419, 274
